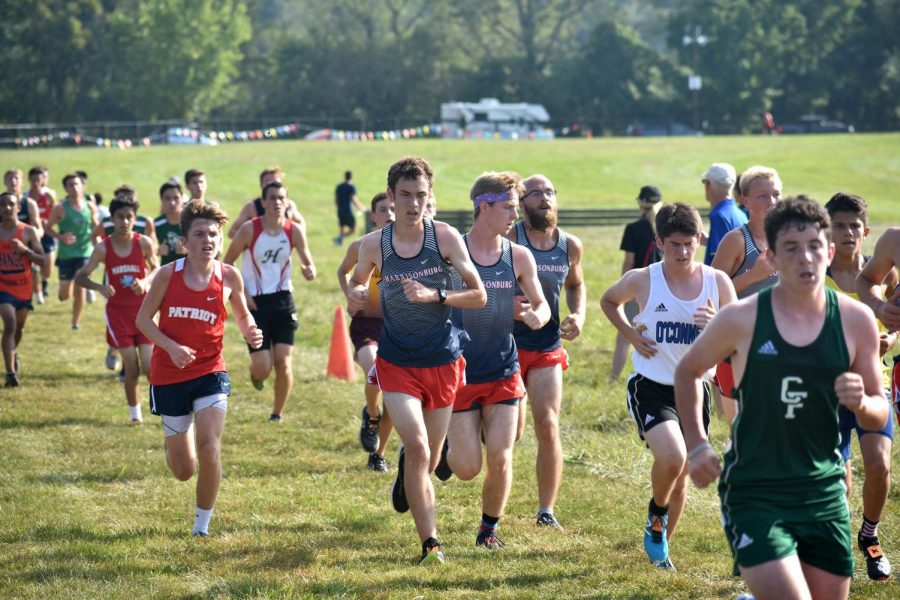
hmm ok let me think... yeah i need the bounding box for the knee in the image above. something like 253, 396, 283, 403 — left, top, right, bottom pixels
655, 452, 687, 479
534, 413, 559, 443
404, 441, 431, 471
249, 362, 269, 379
171, 463, 195, 481
864, 452, 891, 480
196, 439, 221, 467
486, 449, 513, 477
274, 357, 292, 377
451, 453, 482, 481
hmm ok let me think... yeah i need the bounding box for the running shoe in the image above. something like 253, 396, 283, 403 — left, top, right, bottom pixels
644, 512, 669, 565
536, 511, 563, 530
71, 323, 80, 330
36, 291, 44, 305
476, 528, 506, 549
4, 372, 19, 388
419, 538, 445, 566
360, 406, 380, 452
251, 376, 264, 391
367, 452, 388, 472
105, 347, 119, 371
434, 438, 452, 481
86, 289, 95, 304
858, 533, 891, 581
391, 445, 409, 513
268, 413, 282, 423
191, 530, 209, 538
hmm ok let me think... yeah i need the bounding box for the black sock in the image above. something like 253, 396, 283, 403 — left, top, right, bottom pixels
422, 536, 440, 552
481, 513, 500, 530
649, 498, 669, 517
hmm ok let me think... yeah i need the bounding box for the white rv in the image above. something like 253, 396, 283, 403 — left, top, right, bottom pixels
440, 98, 553, 139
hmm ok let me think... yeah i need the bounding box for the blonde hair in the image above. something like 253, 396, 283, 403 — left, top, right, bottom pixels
737, 165, 782, 199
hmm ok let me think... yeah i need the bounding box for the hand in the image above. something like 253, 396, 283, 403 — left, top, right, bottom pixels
246, 294, 257, 311
875, 289, 900, 332
693, 298, 717, 329
512, 295, 529, 322
628, 323, 657, 358
166, 344, 197, 369
129, 278, 147, 295
60, 232, 76, 245
520, 308, 543, 330
879, 331, 897, 357
687, 446, 722, 489
99, 285, 115, 300
11, 239, 29, 254
402, 279, 435, 303
748, 253, 776, 281
559, 313, 584, 340
301, 263, 316, 281
244, 325, 264, 349
159, 242, 170, 257
835, 372, 866, 412
348, 287, 368, 314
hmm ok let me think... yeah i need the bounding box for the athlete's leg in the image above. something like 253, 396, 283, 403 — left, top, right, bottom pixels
800, 560, 850, 600
58, 278, 73, 301
42, 250, 54, 285
138, 344, 152, 378
739, 556, 814, 600
610, 332, 630, 382
118, 345, 141, 408
843, 460, 853, 499
249, 348, 273, 382
515, 394, 528, 442
375, 396, 393, 455
356, 345, 379, 417
385, 392, 451, 543
481, 403, 518, 518
194, 405, 226, 511
71, 283, 85, 327
0, 304, 16, 372
859, 433, 891, 523
271, 343, 293, 417
164, 425, 197, 481
446, 409, 483, 481
643, 420, 688, 538
527, 365, 563, 511
13, 306, 28, 347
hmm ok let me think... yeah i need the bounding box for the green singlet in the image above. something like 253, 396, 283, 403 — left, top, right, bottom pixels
720, 287, 848, 519
56, 199, 93, 260
153, 215, 182, 266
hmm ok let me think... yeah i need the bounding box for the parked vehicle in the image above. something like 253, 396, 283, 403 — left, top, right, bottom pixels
626, 122, 699, 136
778, 115, 854, 134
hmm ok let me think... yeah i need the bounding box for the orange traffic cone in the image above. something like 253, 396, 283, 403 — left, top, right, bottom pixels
327, 305, 357, 381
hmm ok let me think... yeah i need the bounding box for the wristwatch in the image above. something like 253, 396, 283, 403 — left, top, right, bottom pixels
436, 288, 447, 304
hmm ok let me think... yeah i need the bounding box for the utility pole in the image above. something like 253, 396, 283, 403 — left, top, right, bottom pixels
683, 26, 708, 133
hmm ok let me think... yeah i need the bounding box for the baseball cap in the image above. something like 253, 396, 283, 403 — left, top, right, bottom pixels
637, 185, 662, 203
701, 163, 737, 188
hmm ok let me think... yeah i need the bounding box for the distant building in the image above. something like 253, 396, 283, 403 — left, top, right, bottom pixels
440, 98, 554, 139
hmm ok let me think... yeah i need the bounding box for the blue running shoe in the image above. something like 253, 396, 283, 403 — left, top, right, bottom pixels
391, 445, 409, 513
643, 511, 669, 564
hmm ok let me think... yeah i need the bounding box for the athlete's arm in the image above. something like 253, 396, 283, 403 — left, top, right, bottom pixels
143, 217, 156, 241
222, 221, 251, 266
348, 232, 379, 314
227, 202, 254, 239
838, 296, 890, 431
434, 222, 486, 309
710, 228, 743, 278
352, 194, 365, 213
131, 235, 159, 294
856, 227, 900, 331
600, 269, 655, 357
560, 232, 586, 340
512, 244, 550, 330
223, 264, 263, 349
287, 200, 305, 228
136, 264, 195, 368
11, 225, 45, 267
674, 302, 750, 488
26, 199, 42, 237
694, 270, 738, 328
337, 239, 362, 298
291, 221, 316, 281
90, 220, 106, 245
46, 204, 69, 242
73, 243, 113, 298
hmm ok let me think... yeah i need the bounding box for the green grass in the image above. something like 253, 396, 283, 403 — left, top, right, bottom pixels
2, 134, 900, 599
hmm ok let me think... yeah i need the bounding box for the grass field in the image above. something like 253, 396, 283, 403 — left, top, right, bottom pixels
1, 134, 899, 599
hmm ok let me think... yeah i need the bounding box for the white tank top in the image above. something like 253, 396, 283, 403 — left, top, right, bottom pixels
242, 217, 294, 296
631, 261, 719, 385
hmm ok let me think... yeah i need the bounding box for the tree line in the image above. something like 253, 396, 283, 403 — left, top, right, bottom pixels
1, 0, 897, 134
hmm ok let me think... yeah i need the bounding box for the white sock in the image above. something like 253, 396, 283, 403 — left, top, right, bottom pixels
129, 404, 142, 421
192, 507, 214, 535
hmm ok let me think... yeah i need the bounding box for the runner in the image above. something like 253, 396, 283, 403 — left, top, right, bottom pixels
601, 202, 736, 569
155, 181, 186, 266
24, 166, 57, 303
226, 166, 305, 239
337, 192, 395, 471
0, 192, 45, 387
223, 181, 315, 421
136, 200, 262, 537
444, 171, 549, 549
676, 197, 887, 599
93, 184, 156, 240
347, 156, 485, 565
824, 192, 896, 581
711, 165, 782, 423
333, 170, 365, 245
75, 195, 158, 422
509, 174, 586, 530
46, 173, 98, 330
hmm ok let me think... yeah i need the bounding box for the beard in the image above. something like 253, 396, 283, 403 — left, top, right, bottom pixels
524, 204, 558, 231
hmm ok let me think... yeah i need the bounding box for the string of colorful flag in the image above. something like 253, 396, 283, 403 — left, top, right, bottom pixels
13, 121, 445, 149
